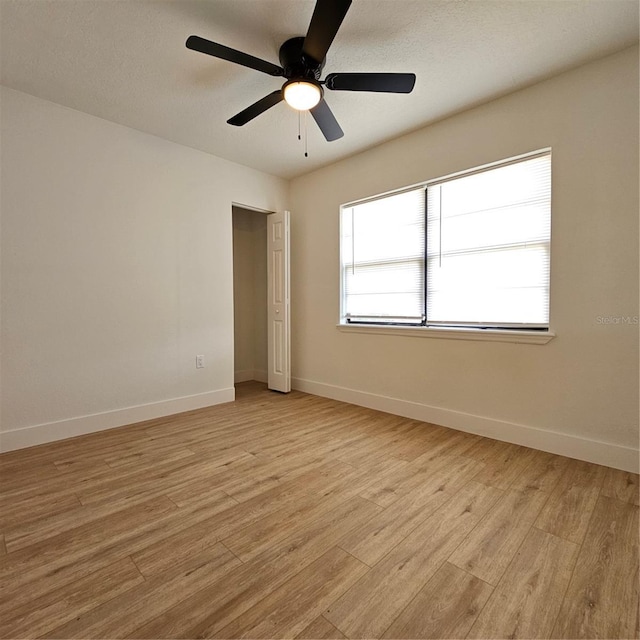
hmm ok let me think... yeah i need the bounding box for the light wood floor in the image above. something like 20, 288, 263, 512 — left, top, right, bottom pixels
1, 382, 638, 639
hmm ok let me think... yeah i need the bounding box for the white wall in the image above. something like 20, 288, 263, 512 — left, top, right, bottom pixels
232, 206, 268, 383
0, 87, 288, 451
289, 46, 639, 472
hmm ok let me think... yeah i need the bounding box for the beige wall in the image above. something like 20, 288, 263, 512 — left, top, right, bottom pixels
289, 47, 639, 471
0, 87, 288, 450
233, 206, 268, 382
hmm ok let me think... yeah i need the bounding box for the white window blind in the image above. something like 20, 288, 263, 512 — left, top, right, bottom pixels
342, 188, 425, 324
340, 150, 551, 330
426, 153, 551, 327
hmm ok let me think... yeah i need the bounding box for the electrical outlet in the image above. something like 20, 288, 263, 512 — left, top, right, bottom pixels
196, 355, 204, 369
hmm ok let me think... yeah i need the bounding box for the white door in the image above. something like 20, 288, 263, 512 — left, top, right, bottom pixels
267, 210, 290, 392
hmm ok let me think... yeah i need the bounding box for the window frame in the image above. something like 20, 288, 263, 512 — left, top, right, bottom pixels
338, 149, 555, 344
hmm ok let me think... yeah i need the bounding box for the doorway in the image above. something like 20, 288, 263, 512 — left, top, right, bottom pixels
232, 205, 268, 385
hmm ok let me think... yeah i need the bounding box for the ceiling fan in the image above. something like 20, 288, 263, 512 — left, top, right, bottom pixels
186, 0, 416, 141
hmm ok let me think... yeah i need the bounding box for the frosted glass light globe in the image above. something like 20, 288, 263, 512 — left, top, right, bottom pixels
283, 81, 322, 111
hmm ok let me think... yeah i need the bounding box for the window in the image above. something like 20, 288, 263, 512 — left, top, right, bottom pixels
340, 150, 551, 331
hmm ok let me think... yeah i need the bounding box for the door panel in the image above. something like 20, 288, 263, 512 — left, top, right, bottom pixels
267, 210, 290, 392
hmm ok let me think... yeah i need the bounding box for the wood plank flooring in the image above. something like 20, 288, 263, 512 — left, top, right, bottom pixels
0, 382, 638, 639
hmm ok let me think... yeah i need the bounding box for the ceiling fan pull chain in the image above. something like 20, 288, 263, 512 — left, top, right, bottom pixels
298, 110, 301, 141
304, 110, 309, 158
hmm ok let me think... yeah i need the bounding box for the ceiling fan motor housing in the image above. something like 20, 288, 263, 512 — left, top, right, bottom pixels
279, 36, 324, 80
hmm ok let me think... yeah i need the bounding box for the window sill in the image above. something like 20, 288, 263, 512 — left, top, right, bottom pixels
336, 323, 555, 345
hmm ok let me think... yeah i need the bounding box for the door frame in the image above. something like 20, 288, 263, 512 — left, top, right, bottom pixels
231, 202, 291, 393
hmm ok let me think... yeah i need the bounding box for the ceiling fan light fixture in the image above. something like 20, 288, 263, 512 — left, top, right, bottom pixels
283, 79, 322, 111
187, 0, 414, 141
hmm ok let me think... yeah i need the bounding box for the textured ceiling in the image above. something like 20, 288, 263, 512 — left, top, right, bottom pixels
1, 0, 638, 178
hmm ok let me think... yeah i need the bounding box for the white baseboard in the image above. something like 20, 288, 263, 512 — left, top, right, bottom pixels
292, 377, 639, 473
234, 370, 255, 383
234, 369, 268, 384
0, 388, 235, 453
253, 369, 268, 384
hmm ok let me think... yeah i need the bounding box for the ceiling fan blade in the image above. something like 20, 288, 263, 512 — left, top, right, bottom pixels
325, 73, 416, 93
227, 91, 284, 126
302, 0, 352, 65
186, 35, 284, 77
310, 99, 344, 141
